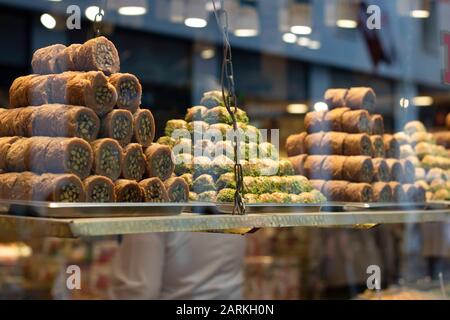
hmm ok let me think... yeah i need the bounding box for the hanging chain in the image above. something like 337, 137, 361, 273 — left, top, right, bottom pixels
93, 0, 107, 37
212, 0, 246, 215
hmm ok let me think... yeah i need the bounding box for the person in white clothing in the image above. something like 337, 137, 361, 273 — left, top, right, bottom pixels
109, 232, 247, 300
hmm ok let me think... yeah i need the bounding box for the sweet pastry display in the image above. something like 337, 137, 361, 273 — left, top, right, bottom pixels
0, 37, 181, 203
157, 90, 325, 203
287, 87, 425, 203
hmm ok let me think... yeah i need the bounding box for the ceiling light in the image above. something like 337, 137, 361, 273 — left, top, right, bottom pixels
184, 17, 207, 28
118, 6, 147, 16
282, 33, 297, 44
298, 37, 311, 47
290, 25, 312, 35
201, 48, 215, 60
410, 10, 430, 18
336, 19, 358, 29
234, 29, 258, 37
287, 104, 308, 114
308, 40, 321, 50
413, 96, 433, 106
400, 98, 410, 108
40, 13, 56, 29
314, 102, 328, 112
85, 6, 104, 22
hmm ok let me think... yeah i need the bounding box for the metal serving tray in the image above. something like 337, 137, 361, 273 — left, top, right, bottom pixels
0, 200, 195, 218
217, 203, 322, 214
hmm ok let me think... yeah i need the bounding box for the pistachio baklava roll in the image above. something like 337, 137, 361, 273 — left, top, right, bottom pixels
341, 109, 371, 133
132, 108, 155, 147
100, 109, 133, 146
303, 155, 327, 179
114, 179, 143, 202
9, 74, 49, 107
320, 132, 347, 155
402, 184, 418, 203
33, 173, 86, 202
322, 107, 350, 132
288, 154, 308, 175
91, 138, 123, 180
372, 182, 392, 202
72, 36, 120, 74
309, 179, 326, 193
0, 137, 20, 171
139, 177, 169, 202
414, 184, 426, 203
83, 175, 116, 202
370, 135, 385, 158
399, 159, 415, 184
28, 104, 100, 141
0, 108, 31, 137
108, 73, 141, 113
66, 71, 117, 116
343, 133, 372, 156
185, 105, 208, 122
370, 114, 384, 135
342, 156, 374, 183
164, 177, 189, 202
5, 138, 33, 172
31, 44, 66, 74
321, 155, 346, 180
371, 158, 390, 182
54, 44, 81, 72
322, 180, 349, 201
203, 106, 233, 125
385, 159, 403, 182
324, 88, 348, 109
144, 143, 175, 181
383, 134, 400, 159
0, 173, 21, 199
388, 182, 406, 202
8, 172, 37, 201
344, 87, 376, 111
304, 111, 326, 133
122, 143, 146, 181
345, 183, 373, 202
304, 132, 325, 154
285, 132, 307, 157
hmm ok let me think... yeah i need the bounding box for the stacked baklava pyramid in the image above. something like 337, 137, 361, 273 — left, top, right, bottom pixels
0, 36, 187, 203
286, 87, 425, 203
157, 91, 326, 204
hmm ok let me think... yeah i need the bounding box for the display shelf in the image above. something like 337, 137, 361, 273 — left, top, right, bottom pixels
0, 208, 450, 239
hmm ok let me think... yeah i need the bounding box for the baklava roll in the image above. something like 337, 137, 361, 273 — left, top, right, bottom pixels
31, 44, 66, 74
344, 87, 376, 111
320, 132, 347, 155
66, 71, 117, 116
323, 180, 349, 201
402, 184, 418, 203
342, 156, 374, 183
108, 73, 142, 112
285, 132, 307, 157
0, 137, 20, 171
55, 44, 81, 72
322, 107, 349, 132
144, 143, 175, 181
114, 179, 143, 202
370, 114, 384, 135
399, 159, 415, 184
341, 109, 370, 133
370, 135, 385, 158
73, 36, 120, 74
321, 155, 346, 180
8, 75, 36, 108
164, 177, 189, 202
388, 182, 406, 203
323, 88, 348, 109
132, 108, 155, 147
393, 132, 410, 145
343, 133, 372, 156
371, 158, 390, 182
309, 179, 326, 193
0, 173, 21, 199
90, 138, 123, 180
5, 138, 32, 172
9, 172, 37, 201
9, 74, 50, 107
414, 184, 426, 203
288, 154, 308, 175
26, 137, 55, 174
122, 143, 146, 181
0, 108, 33, 137
304, 111, 326, 133
33, 173, 86, 202
345, 183, 373, 202
28, 104, 100, 141
303, 155, 327, 179
305, 132, 325, 154
139, 177, 169, 202
185, 105, 208, 122
383, 134, 400, 159
100, 109, 133, 146
372, 182, 392, 202
385, 159, 403, 182
83, 175, 116, 202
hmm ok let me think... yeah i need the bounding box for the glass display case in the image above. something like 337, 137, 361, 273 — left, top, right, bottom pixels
0, 0, 449, 300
